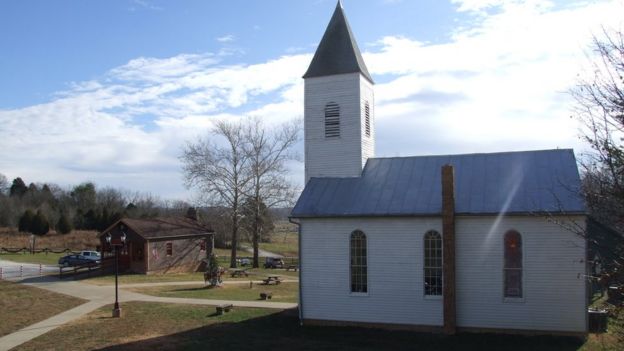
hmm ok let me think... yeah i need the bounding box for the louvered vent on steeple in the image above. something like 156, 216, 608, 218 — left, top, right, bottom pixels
325, 102, 340, 138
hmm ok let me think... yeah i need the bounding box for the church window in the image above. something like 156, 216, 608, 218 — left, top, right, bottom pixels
350, 230, 367, 293
325, 102, 340, 138
504, 230, 523, 298
424, 230, 442, 296
365, 101, 370, 137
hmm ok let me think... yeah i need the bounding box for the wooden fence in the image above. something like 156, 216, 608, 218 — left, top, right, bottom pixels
0, 247, 79, 255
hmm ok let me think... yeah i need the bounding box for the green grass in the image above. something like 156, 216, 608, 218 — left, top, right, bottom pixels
0, 280, 86, 337
0, 252, 66, 265
129, 282, 299, 303
13, 300, 606, 351
14, 302, 278, 351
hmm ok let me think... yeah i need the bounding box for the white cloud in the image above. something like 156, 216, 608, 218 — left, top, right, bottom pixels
216, 34, 236, 43
0, 0, 620, 199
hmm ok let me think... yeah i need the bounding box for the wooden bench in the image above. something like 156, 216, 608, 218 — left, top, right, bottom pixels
216, 304, 233, 315
286, 265, 299, 272
260, 292, 272, 300
262, 275, 282, 285
230, 269, 248, 278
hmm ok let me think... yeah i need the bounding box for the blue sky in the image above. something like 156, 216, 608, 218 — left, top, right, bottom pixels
0, 0, 622, 200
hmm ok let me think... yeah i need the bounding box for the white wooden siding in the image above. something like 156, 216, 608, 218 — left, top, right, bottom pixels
304, 73, 372, 183
300, 215, 587, 333
301, 217, 444, 326
455, 216, 587, 333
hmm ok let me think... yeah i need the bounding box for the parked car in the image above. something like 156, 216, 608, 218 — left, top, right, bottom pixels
79, 251, 101, 262
58, 254, 94, 267
239, 257, 251, 266
264, 257, 284, 269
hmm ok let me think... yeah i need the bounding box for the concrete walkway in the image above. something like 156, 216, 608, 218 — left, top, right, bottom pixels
0, 276, 298, 351
117, 278, 298, 288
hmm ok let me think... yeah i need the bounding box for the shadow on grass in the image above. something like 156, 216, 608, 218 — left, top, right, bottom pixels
93, 309, 584, 351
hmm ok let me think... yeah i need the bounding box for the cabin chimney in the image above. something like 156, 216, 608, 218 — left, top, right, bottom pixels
186, 207, 198, 221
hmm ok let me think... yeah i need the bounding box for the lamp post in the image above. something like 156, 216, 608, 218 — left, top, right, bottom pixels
106, 230, 126, 318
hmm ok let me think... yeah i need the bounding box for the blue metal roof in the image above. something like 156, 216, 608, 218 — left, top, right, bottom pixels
291, 149, 586, 218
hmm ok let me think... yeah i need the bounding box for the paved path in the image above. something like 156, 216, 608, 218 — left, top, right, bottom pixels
0, 259, 57, 280
0, 276, 298, 351
240, 245, 283, 258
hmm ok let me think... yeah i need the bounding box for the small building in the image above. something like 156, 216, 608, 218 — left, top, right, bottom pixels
291, 2, 587, 336
98, 216, 214, 274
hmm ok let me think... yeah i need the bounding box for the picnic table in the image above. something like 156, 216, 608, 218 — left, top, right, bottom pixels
262, 275, 283, 285
286, 265, 299, 272
230, 268, 249, 278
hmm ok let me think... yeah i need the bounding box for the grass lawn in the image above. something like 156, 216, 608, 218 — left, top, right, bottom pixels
13, 301, 610, 351
0, 280, 86, 338
259, 228, 298, 257
128, 282, 299, 303
82, 267, 298, 285
0, 252, 65, 265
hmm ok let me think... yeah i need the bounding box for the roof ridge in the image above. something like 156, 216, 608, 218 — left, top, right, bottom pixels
368, 148, 573, 161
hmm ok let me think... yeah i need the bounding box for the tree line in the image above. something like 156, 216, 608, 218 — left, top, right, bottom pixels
0, 175, 190, 236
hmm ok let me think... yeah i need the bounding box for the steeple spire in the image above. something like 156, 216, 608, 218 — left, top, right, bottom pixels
303, 1, 373, 83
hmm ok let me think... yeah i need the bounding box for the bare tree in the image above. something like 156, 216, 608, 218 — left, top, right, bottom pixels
181, 120, 252, 268
0, 173, 8, 195
244, 118, 300, 267
571, 28, 624, 233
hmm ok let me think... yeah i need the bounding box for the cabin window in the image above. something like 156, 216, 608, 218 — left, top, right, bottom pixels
364, 101, 371, 137
166, 242, 173, 256
504, 230, 523, 298
424, 230, 443, 296
325, 102, 340, 138
350, 230, 367, 293
200, 240, 206, 252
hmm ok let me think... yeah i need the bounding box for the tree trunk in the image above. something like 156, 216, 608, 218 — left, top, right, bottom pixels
230, 213, 238, 268
252, 212, 259, 268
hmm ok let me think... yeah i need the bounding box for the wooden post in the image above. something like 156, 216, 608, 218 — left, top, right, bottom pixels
441, 165, 457, 335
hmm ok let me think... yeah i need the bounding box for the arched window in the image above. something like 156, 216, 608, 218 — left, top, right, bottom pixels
504, 230, 522, 298
325, 102, 340, 138
364, 101, 371, 137
350, 230, 367, 293
424, 230, 443, 296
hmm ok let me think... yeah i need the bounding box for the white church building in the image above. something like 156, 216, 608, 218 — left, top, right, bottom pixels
291, 2, 587, 336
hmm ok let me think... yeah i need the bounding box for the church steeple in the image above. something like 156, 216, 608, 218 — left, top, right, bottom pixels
303, 1, 375, 184
303, 1, 373, 83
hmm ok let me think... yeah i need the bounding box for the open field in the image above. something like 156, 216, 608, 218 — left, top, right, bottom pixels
82, 267, 298, 285
0, 280, 86, 338
258, 221, 298, 256
13, 300, 616, 351
0, 227, 99, 250
128, 282, 299, 303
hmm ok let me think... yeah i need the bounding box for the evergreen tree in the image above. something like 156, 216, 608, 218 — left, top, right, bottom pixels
56, 213, 72, 234
10, 177, 27, 197
31, 210, 50, 235
18, 209, 34, 233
